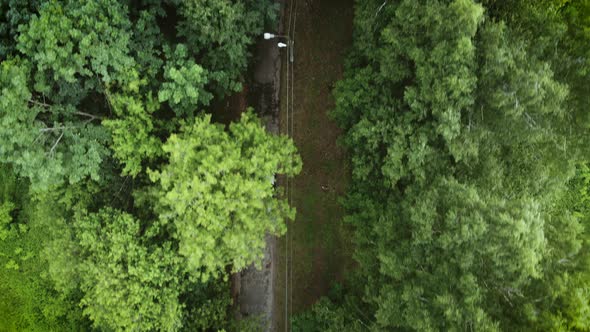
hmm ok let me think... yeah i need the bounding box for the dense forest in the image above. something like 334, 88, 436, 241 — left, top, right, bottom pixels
0, 0, 301, 330
2, 0, 590, 331
294, 0, 590, 331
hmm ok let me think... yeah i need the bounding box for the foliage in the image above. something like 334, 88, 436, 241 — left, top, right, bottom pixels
150, 111, 301, 281
128, 7, 164, 88
292, 284, 366, 332
181, 279, 232, 331
0, 165, 89, 331
159, 44, 212, 117
102, 90, 162, 177
17, 0, 135, 103
293, 298, 364, 332
0, 0, 40, 58
330, 0, 590, 330
5, 0, 278, 186
74, 208, 184, 331
517, 165, 590, 331
0, 59, 109, 191
0, 0, 287, 330
177, 0, 278, 95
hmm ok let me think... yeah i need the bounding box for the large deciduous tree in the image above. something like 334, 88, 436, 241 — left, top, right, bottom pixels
74, 209, 184, 331
150, 111, 302, 281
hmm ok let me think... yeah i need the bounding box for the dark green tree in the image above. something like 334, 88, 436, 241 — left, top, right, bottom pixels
0, 0, 40, 58
331, 0, 590, 330
177, 0, 278, 95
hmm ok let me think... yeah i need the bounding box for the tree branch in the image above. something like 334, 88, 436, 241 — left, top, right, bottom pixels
28, 99, 51, 108
375, 1, 388, 17
39, 126, 68, 132
75, 111, 103, 121
49, 131, 64, 155
29, 100, 103, 122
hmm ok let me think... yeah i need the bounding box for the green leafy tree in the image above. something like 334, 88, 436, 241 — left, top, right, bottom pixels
292, 297, 364, 332
128, 7, 164, 89
0, 0, 40, 57
0, 59, 109, 190
0, 0, 296, 330
150, 111, 301, 281
102, 89, 162, 177
0, 165, 88, 331
177, 0, 278, 95
508, 166, 590, 331
17, 0, 135, 103
36, 183, 235, 331
16, 0, 164, 179
158, 44, 212, 117
74, 208, 184, 331
292, 283, 368, 332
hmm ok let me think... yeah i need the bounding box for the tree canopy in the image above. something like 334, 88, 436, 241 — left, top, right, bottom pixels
325, 0, 590, 330
0, 0, 299, 330
150, 112, 301, 281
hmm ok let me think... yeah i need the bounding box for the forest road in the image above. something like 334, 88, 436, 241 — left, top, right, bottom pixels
234, 0, 286, 331
273, 0, 355, 331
